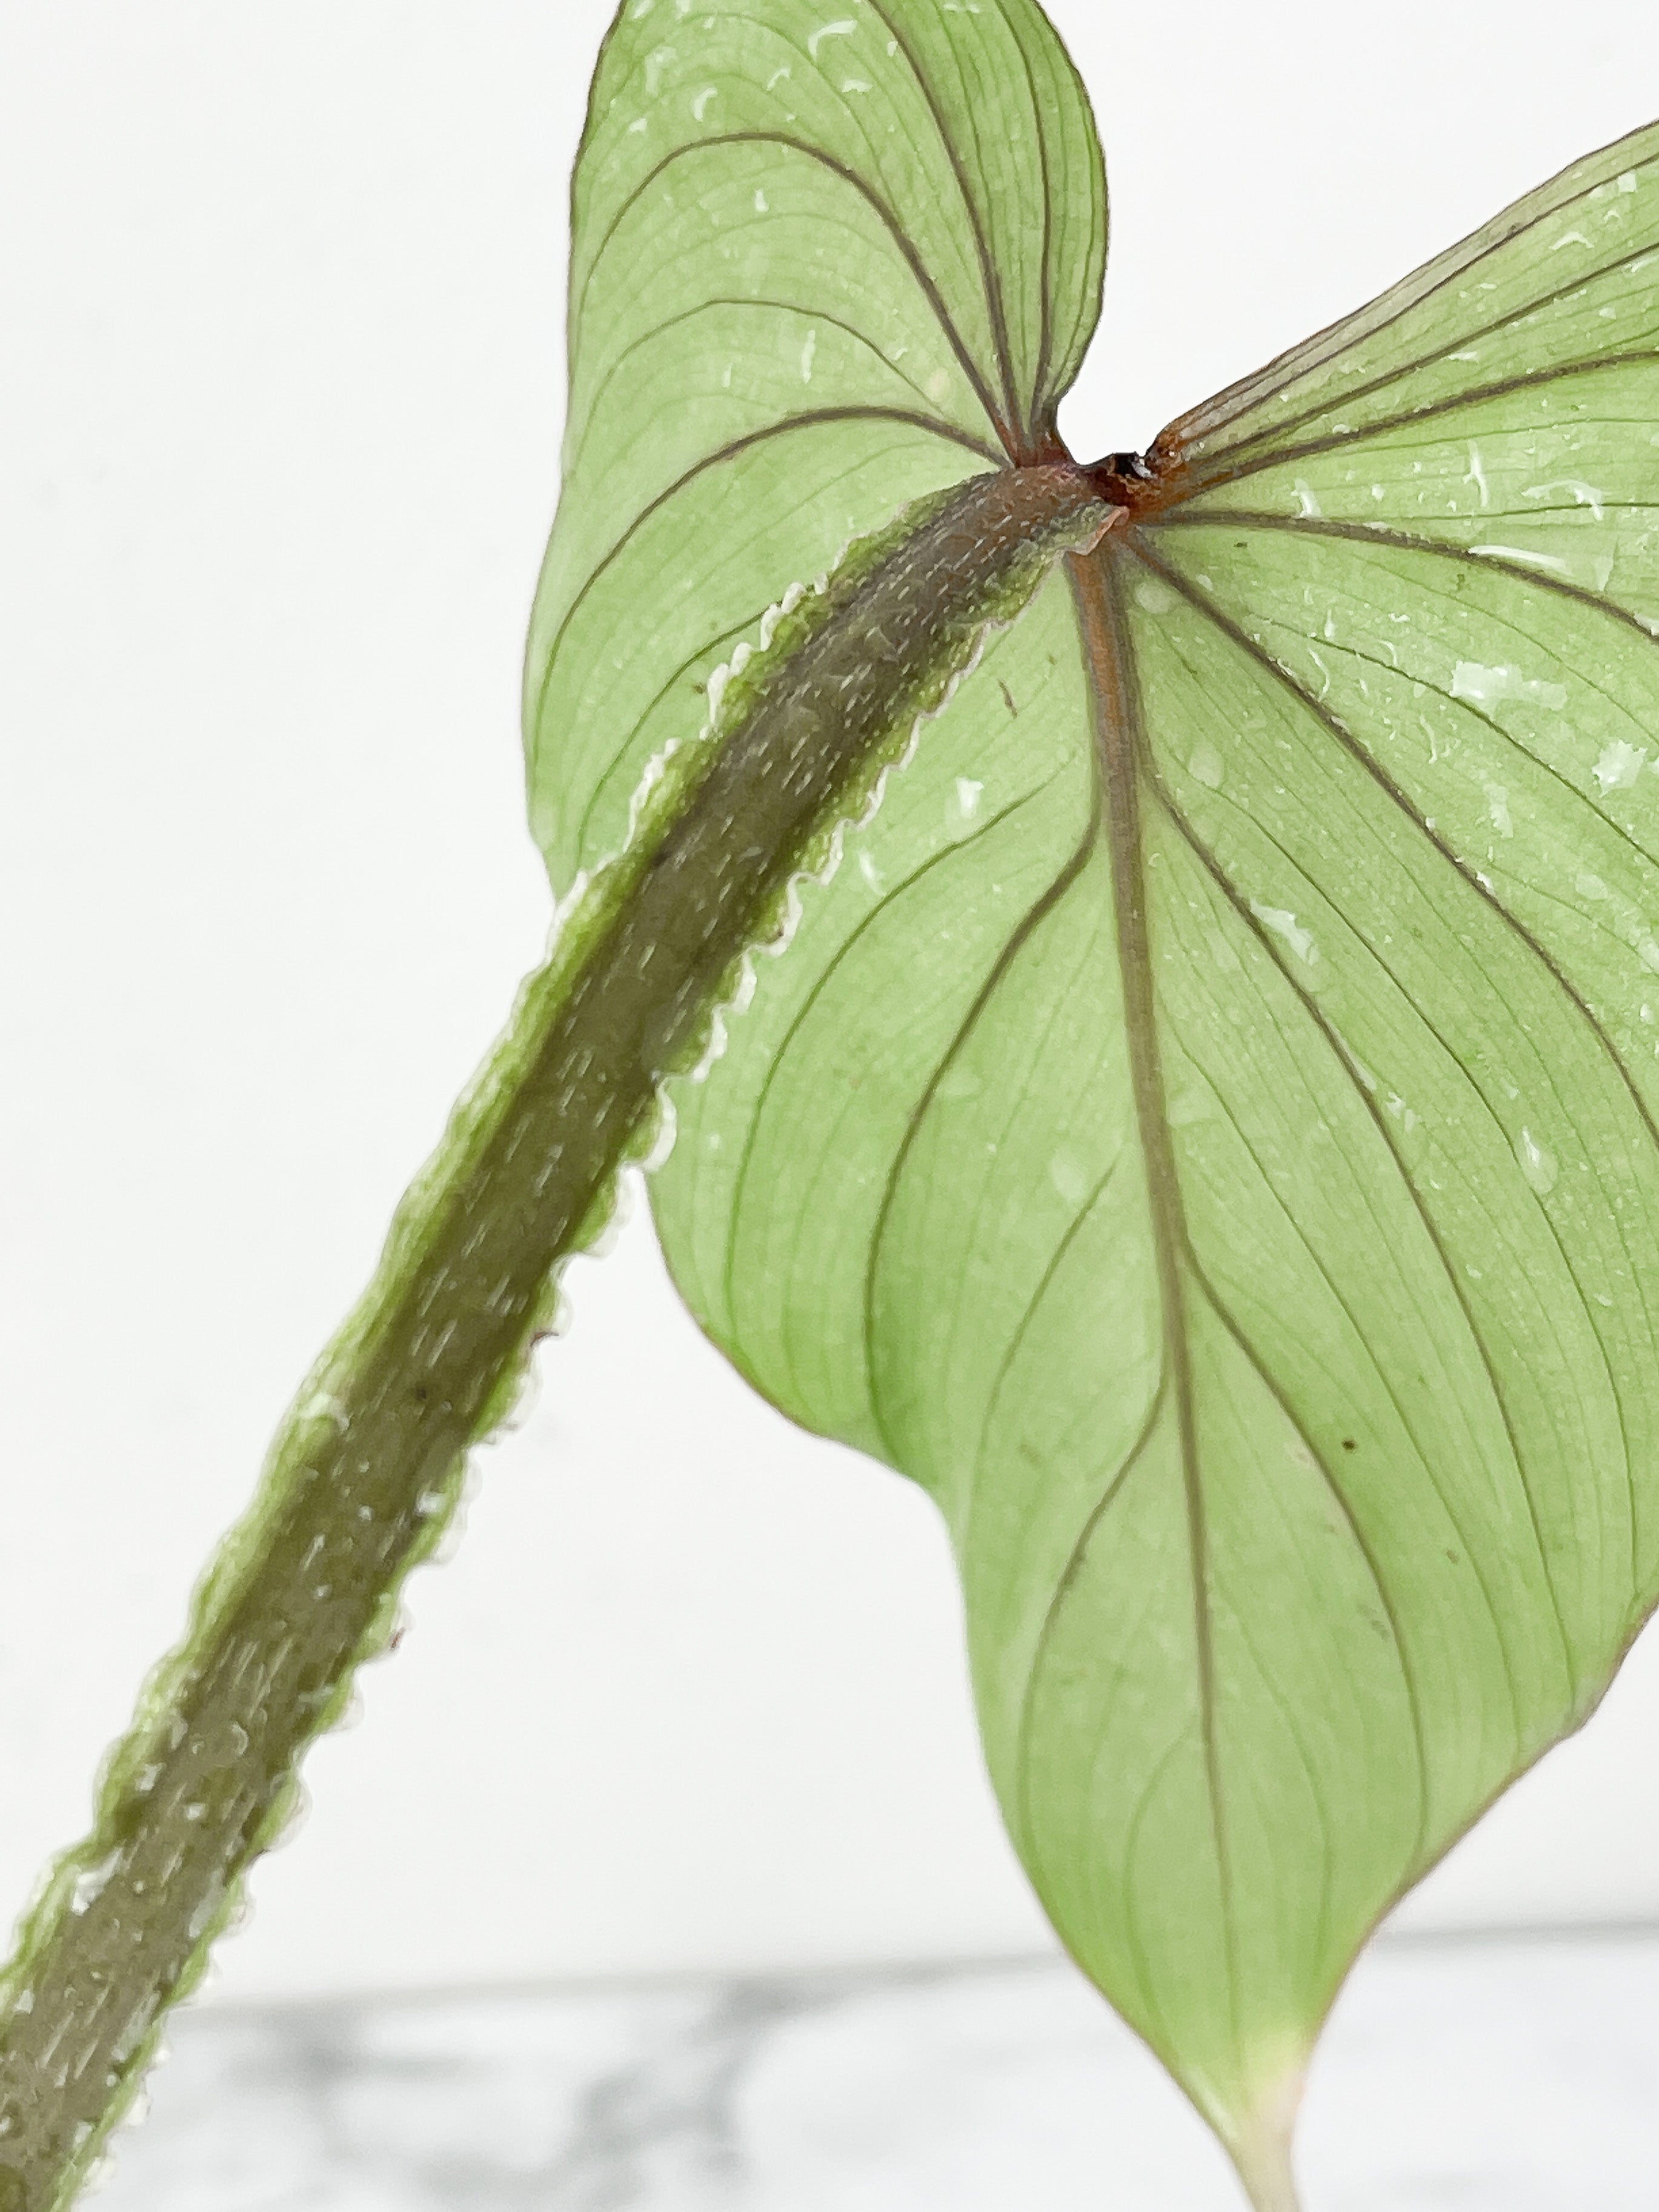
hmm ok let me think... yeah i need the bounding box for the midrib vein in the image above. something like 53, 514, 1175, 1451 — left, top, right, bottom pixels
1068, 546, 1235, 1967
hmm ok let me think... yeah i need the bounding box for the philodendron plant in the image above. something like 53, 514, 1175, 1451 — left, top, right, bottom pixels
5, 3, 1659, 2205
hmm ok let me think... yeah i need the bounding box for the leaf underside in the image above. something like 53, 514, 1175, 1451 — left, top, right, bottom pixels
531, 0, 1659, 2182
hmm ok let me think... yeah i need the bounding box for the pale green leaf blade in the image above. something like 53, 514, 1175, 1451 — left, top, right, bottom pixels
1174, 356, 1659, 629
648, 85, 1659, 2205
1162, 118, 1659, 472
657, 569, 1099, 1459
525, 0, 1106, 888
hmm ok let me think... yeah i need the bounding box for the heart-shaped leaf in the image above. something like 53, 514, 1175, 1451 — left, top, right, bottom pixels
533, 5, 1659, 2200
525, 0, 1105, 883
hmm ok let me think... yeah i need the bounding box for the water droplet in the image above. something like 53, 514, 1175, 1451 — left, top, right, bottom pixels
1524, 476, 1606, 521
1451, 660, 1567, 712
1468, 545, 1569, 574
69, 1848, 122, 1917
1293, 479, 1322, 517
1515, 1126, 1558, 1195
298, 1390, 349, 1433
1249, 901, 1318, 965
1134, 576, 1177, 615
1188, 742, 1224, 789
1049, 1152, 1088, 1206
807, 19, 857, 60
1593, 739, 1646, 793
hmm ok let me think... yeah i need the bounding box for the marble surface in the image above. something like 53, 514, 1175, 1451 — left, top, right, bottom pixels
95, 1935, 1659, 2209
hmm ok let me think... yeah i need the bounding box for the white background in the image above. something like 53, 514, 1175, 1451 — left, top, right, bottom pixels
3, 0, 1659, 2004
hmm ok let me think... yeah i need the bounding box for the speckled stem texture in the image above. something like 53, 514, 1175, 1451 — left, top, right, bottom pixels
0, 463, 1108, 2211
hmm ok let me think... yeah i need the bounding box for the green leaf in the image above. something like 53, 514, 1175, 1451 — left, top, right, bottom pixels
660, 120, 1659, 2208
533, 7, 1659, 2201
524, 0, 1105, 885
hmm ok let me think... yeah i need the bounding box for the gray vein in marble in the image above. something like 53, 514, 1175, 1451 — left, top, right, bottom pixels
93, 1938, 1659, 2209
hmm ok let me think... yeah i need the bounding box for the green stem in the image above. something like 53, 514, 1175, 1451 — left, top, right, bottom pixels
1228, 2069, 1308, 2212
1235, 2137, 1305, 2212
0, 462, 1109, 2210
